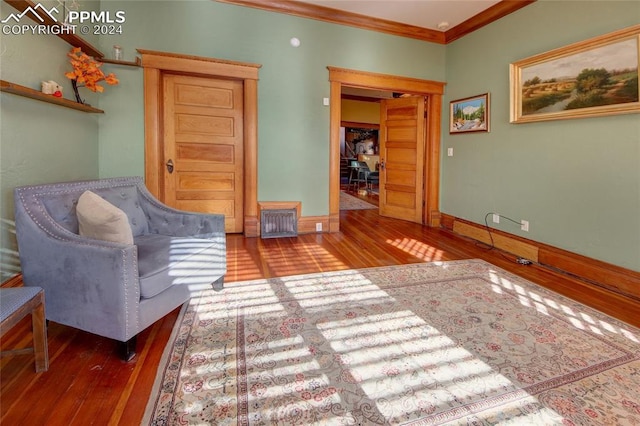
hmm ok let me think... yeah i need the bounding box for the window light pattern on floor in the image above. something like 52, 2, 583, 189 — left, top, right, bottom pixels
144, 260, 640, 425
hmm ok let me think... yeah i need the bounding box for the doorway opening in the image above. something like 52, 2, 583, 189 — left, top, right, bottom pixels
341, 124, 381, 204
328, 66, 445, 232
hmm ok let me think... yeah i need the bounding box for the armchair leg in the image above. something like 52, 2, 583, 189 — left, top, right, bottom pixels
212, 276, 224, 292
119, 336, 137, 361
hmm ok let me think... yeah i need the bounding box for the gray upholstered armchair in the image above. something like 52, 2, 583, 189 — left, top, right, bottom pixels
14, 177, 226, 360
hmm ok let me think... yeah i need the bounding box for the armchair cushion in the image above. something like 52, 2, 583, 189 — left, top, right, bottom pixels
77, 191, 134, 245
135, 234, 226, 299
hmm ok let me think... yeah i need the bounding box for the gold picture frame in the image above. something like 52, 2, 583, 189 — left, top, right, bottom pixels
510, 24, 640, 123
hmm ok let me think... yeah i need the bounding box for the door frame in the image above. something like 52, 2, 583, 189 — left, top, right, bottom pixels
139, 49, 262, 236
328, 66, 445, 232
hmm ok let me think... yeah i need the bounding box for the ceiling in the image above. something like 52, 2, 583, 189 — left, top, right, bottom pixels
295, 0, 502, 32
217, 0, 535, 43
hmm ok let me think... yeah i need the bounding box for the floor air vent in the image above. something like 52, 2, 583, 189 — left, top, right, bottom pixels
261, 208, 298, 238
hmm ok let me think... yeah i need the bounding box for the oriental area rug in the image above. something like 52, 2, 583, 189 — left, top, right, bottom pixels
339, 191, 377, 210
143, 260, 640, 425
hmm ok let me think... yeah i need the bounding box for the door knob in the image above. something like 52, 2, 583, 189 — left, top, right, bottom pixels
166, 159, 174, 174
379, 160, 385, 170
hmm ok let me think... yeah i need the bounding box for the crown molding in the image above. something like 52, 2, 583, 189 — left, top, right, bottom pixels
216, 0, 444, 43
444, 0, 536, 43
216, 0, 535, 44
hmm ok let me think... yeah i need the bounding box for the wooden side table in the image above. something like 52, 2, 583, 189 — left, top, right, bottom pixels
0, 287, 49, 372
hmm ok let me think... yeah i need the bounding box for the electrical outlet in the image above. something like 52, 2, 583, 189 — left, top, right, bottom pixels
492, 214, 500, 224
521, 220, 529, 232
316, 222, 322, 232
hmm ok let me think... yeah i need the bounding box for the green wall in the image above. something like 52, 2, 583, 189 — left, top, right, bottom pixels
441, 0, 640, 271
95, 1, 445, 216
0, 1, 100, 280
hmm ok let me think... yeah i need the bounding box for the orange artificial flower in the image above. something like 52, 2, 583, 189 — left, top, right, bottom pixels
65, 47, 118, 92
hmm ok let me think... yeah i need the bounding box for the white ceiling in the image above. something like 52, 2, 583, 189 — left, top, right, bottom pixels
295, 0, 502, 31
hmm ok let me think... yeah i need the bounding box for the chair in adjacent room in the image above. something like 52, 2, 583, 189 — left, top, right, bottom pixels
348, 160, 370, 191
366, 169, 380, 192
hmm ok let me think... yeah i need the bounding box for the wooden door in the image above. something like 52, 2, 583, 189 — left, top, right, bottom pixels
379, 97, 425, 224
163, 74, 244, 233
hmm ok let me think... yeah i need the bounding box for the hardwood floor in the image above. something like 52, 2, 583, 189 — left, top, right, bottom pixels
2, 208, 638, 425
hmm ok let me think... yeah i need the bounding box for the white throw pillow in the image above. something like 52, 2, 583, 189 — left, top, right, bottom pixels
76, 190, 134, 245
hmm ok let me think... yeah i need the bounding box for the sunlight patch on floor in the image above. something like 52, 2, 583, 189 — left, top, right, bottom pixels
470, 397, 563, 425
172, 265, 640, 424
282, 273, 396, 311
260, 242, 347, 277
317, 309, 535, 423
487, 268, 639, 343
316, 308, 520, 412
386, 238, 444, 261
172, 265, 601, 424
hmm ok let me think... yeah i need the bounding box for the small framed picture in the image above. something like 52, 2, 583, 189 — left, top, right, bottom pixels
450, 93, 490, 134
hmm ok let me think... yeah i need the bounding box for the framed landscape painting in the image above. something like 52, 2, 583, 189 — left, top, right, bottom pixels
450, 93, 490, 134
510, 25, 640, 123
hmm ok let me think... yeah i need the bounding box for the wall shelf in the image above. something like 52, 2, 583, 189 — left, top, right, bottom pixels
100, 57, 141, 67
3, 0, 104, 58
1, 80, 104, 113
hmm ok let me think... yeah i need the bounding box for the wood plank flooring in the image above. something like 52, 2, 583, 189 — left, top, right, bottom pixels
2, 207, 639, 425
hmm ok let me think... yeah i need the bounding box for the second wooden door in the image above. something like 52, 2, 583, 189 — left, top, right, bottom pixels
379, 96, 425, 224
